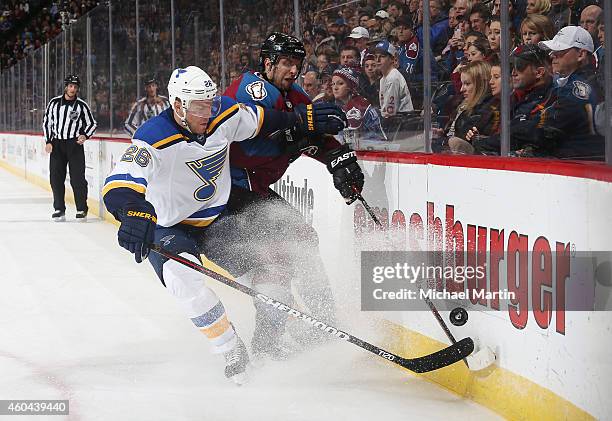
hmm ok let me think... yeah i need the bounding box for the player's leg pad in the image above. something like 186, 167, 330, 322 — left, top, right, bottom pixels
163, 252, 237, 354
251, 280, 296, 360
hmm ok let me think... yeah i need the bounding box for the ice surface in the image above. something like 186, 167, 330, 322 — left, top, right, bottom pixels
0, 169, 500, 421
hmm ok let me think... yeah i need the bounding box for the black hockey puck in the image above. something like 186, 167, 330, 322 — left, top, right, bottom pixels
450, 307, 468, 326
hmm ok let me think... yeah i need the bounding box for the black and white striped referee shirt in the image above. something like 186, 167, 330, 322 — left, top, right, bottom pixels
42, 95, 97, 143
124, 95, 170, 136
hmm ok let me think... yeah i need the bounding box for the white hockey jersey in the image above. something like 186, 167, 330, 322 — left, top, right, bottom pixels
103, 96, 264, 227
379, 68, 414, 118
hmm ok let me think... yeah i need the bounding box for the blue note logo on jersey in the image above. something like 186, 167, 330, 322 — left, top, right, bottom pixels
186, 145, 228, 202
246, 81, 267, 101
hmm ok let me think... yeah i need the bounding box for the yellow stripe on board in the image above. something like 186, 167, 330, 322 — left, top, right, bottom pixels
382, 321, 594, 421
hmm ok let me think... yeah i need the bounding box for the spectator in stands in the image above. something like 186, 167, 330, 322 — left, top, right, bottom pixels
444, 61, 498, 154
526, 0, 552, 15
362, 52, 380, 105
549, 0, 571, 32
375, 40, 413, 118
465, 38, 493, 63
302, 70, 320, 99
593, 19, 604, 137
346, 26, 369, 64
395, 16, 420, 78
487, 17, 502, 53
331, 66, 386, 144
579, 4, 602, 48
476, 40, 602, 158
488, 56, 502, 100
471, 45, 555, 155
452, 0, 472, 19
469, 3, 490, 35
313, 67, 334, 103
520, 14, 556, 45
359, 13, 371, 28
387, 2, 403, 21
419, 0, 450, 56
317, 52, 330, 74
340, 45, 360, 66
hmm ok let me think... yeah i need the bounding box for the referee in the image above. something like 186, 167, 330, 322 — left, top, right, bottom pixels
123, 76, 170, 136
43, 74, 97, 222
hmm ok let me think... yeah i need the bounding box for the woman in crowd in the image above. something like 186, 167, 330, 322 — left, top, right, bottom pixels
444, 61, 499, 154
487, 17, 502, 54
465, 37, 493, 63
526, 0, 552, 15
451, 36, 492, 92
331, 65, 386, 144
520, 14, 555, 45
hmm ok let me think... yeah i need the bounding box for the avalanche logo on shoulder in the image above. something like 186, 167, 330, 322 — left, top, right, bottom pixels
346, 107, 362, 121
246, 81, 267, 101
572, 80, 591, 100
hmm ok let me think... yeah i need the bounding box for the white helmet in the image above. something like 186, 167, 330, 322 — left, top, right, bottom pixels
167, 66, 217, 130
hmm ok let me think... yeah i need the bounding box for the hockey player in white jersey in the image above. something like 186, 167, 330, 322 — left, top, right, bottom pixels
102, 66, 347, 384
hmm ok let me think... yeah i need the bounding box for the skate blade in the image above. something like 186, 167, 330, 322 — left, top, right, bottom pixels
76, 217, 87, 222
228, 371, 249, 386
52, 216, 66, 222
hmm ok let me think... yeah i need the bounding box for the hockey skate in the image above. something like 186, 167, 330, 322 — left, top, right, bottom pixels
52, 210, 65, 222
223, 336, 249, 385
76, 210, 87, 222
250, 329, 303, 364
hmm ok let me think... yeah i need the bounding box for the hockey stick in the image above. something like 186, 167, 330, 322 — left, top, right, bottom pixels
150, 244, 474, 374
354, 190, 382, 226
357, 194, 496, 371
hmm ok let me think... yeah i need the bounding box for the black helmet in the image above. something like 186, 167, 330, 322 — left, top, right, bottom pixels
64, 74, 81, 87
259, 32, 306, 71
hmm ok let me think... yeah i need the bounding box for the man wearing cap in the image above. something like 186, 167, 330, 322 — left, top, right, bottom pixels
347, 26, 370, 64
538, 25, 603, 157
124, 76, 170, 136
472, 41, 602, 158
375, 40, 414, 119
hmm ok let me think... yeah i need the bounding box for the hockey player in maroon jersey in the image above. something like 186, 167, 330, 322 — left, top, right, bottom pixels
206, 33, 364, 360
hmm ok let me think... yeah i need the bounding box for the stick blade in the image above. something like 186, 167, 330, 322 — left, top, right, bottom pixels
466, 346, 496, 371
400, 337, 474, 373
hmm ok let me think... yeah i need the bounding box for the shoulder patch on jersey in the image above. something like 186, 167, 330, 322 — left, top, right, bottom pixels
69, 109, 80, 121
572, 80, 591, 100
246, 81, 268, 101
210, 96, 223, 118
346, 107, 362, 121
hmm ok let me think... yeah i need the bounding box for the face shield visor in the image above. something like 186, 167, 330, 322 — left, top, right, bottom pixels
186, 99, 215, 120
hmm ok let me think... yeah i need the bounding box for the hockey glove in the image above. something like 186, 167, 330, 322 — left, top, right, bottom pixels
295, 103, 347, 137
326, 144, 364, 205
117, 202, 157, 263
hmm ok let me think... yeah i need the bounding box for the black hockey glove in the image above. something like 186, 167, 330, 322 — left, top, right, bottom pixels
117, 202, 157, 263
326, 144, 364, 205
295, 103, 347, 137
